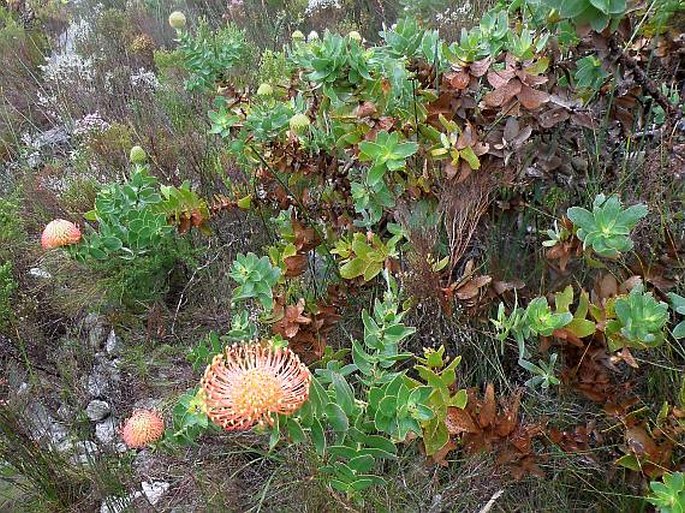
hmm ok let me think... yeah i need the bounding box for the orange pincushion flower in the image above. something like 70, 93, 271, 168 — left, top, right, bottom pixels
41, 219, 81, 249
200, 342, 312, 431
121, 409, 165, 448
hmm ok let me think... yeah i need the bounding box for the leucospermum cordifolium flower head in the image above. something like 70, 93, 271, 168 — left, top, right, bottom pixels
121, 409, 165, 448
41, 220, 81, 249
200, 342, 311, 431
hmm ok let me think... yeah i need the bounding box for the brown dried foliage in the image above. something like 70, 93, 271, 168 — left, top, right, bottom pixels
443, 384, 546, 478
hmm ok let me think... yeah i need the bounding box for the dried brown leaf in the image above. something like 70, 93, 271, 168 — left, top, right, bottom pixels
445, 70, 470, 90
470, 57, 492, 77
484, 79, 522, 108
518, 84, 549, 110
445, 407, 479, 435
487, 69, 515, 89
479, 383, 496, 428
538, 106, 570, 128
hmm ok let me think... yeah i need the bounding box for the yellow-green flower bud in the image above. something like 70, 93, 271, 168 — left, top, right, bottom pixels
168, 11, 186, 30
289, 113, 310, 134
348, 30, 362, 42
292, 30, 305, 42
129, 145, 147, 164
256, 83, 273, 96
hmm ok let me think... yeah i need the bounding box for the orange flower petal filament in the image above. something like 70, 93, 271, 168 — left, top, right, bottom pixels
121, 409, 165, 448
41, 219, 81, 249
201, 342, 311, 431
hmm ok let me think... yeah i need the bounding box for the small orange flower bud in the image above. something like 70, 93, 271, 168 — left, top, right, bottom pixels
41, 220, 81, 249
121, 410, 165, 449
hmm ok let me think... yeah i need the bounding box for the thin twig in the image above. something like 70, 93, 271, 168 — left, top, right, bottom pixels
478, 489, 504, 513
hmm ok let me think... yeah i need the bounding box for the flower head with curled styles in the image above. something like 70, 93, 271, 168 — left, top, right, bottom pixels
200, 342, 311, 431
41, 220, 81, 249
121, 409, 165, 448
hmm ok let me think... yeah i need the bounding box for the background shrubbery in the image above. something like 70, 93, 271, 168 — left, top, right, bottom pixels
0, 0, 683, 511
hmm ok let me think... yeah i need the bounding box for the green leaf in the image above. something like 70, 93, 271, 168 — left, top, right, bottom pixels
566, 318, 596, 338
379, 395, 397, 417
555, 285, 574, 312
352, 339, 374, 375
589, 0, 626, 14
348, 454, 374, 474
268, 415, 280, 450
363, 435, 397, 458
615, 453, 641, 471
286, 419, 306, 443
423, 416, 449, 456
310, 418, 326, 456
367, 165, 386, 187
100, 237, 123, 252
551, 0, 591, 17
363, 260, 384, 282
309, 377, 329, 415
668, 293, 685, 315
340, 258, 365, 279
450, 389, 468, 409
331, 373, 355, 416
459, 146, 480, 170
672, 321, 685, 339
325, 403, 350, 433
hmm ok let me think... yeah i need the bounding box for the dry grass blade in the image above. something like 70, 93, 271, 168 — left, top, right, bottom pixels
439, 172, 493, 278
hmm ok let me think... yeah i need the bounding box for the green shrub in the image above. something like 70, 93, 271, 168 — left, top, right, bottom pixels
646, 472, 685, 513
0, 261, 16, 332
176, 20, 254, 91
0, 194, 25, 259
567, 194, 648, 258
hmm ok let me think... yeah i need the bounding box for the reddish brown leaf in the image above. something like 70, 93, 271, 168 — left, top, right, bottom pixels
571, 112, 597, 129
538, 106, 570, 128
486, 69, 515, 89
479, 383, 496, 428
625, 426, 659, 458
611, 347, 639, 369
445, 70, 470, 90
446, 407, 479, 435
273, 298, 311, 339
444, 161, 458, 180
292, 218, 320, 252
494, 390, 521, 437
518, 84, 549, 110
283, 254, 307, 277
484, 79, 522, 108
469, 57, 492, 77
454, 276, 492, 300
492, 280, 525, 295
354, 101, 377, 118
595, 273, 619, 301
553, 328, 585, 347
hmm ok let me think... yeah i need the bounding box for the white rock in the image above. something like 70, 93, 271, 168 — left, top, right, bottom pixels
28, 267, 52, 279
95, 417, 117, 446
86, 400, 111, 421
25, 401, 70, 447
83, 313, 107, 350
87, 356, 120, 398
141, 480, 170, 506
105, 330, 123, 356
70, 440, 99, 465
100, 493, 140, 513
